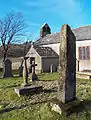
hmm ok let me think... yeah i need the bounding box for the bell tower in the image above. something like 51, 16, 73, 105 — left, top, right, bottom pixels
40, 23, 51, 38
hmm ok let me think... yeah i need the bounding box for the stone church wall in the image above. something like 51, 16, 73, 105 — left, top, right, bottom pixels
42, 57, 59, 72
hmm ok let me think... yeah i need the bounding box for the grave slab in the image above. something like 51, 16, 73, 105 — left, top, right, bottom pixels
14, 85, 43, 96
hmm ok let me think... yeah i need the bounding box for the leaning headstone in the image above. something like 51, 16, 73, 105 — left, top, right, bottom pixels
3, 59, 13, 78
19, 66, 23, 77
58, 24, 76, 103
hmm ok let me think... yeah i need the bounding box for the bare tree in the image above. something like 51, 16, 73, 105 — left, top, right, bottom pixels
0, 12, 26, 61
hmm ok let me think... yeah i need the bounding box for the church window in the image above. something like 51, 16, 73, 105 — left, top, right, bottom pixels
79, 46, 90, 60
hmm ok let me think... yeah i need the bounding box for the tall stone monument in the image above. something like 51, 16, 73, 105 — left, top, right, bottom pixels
3, 59, 13, 78
57, 24, 76, 103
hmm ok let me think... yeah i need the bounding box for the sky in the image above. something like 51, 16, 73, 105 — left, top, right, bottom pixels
0, 0, 91, 41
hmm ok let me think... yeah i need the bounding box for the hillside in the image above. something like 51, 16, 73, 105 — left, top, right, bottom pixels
0, 42, 31, 58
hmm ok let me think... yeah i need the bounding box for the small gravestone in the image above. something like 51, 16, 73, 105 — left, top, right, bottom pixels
3, 59, 13, 78
50, 64, 53, 73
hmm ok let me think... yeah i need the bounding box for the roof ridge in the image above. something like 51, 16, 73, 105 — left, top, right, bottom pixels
72, 24, 91, 30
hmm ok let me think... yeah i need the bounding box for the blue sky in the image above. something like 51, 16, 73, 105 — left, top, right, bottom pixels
0, 0, 91, 41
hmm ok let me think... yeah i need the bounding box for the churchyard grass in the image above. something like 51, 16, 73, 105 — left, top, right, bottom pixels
38, 72, 59, 81
0, 73, 91, 119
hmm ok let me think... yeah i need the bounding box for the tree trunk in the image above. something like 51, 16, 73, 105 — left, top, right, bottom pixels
3, 52, 7, 62
3, 52, 7, 77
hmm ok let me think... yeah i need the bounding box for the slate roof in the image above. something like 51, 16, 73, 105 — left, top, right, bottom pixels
35, 25, 91, 45
34, 46, 58, 57
72, 25, 91, 41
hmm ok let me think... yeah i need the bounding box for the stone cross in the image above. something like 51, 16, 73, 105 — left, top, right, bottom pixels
3, 59, 13, 78
22, 57, 29, 86
31, 60, 38, 81
57, 24, 76, 103
31, 61, 37, 74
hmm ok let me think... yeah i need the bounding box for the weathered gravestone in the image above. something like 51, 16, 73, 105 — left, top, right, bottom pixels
51, 24, 80, 115
3, 59, 13, 78
57, 24, 76, 103
19, 66, 23, 77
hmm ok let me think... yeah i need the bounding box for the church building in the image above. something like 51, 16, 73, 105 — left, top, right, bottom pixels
26, 23, 91, 73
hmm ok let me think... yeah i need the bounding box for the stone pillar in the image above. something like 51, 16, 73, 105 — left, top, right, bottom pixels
57, 24, 76, 103
22, 57, 29, 86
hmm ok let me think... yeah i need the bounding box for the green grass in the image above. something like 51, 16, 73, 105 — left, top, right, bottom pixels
38, 72, 59, 81
0, 73, 91, 119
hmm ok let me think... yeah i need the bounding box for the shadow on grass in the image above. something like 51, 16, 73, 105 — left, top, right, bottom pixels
69, 99, 91, 118
39, 80, 58, 82
4, 84, 21, 89
0, 76, 22, 79
43, 89, 57, 93
0, 104, 26, 114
